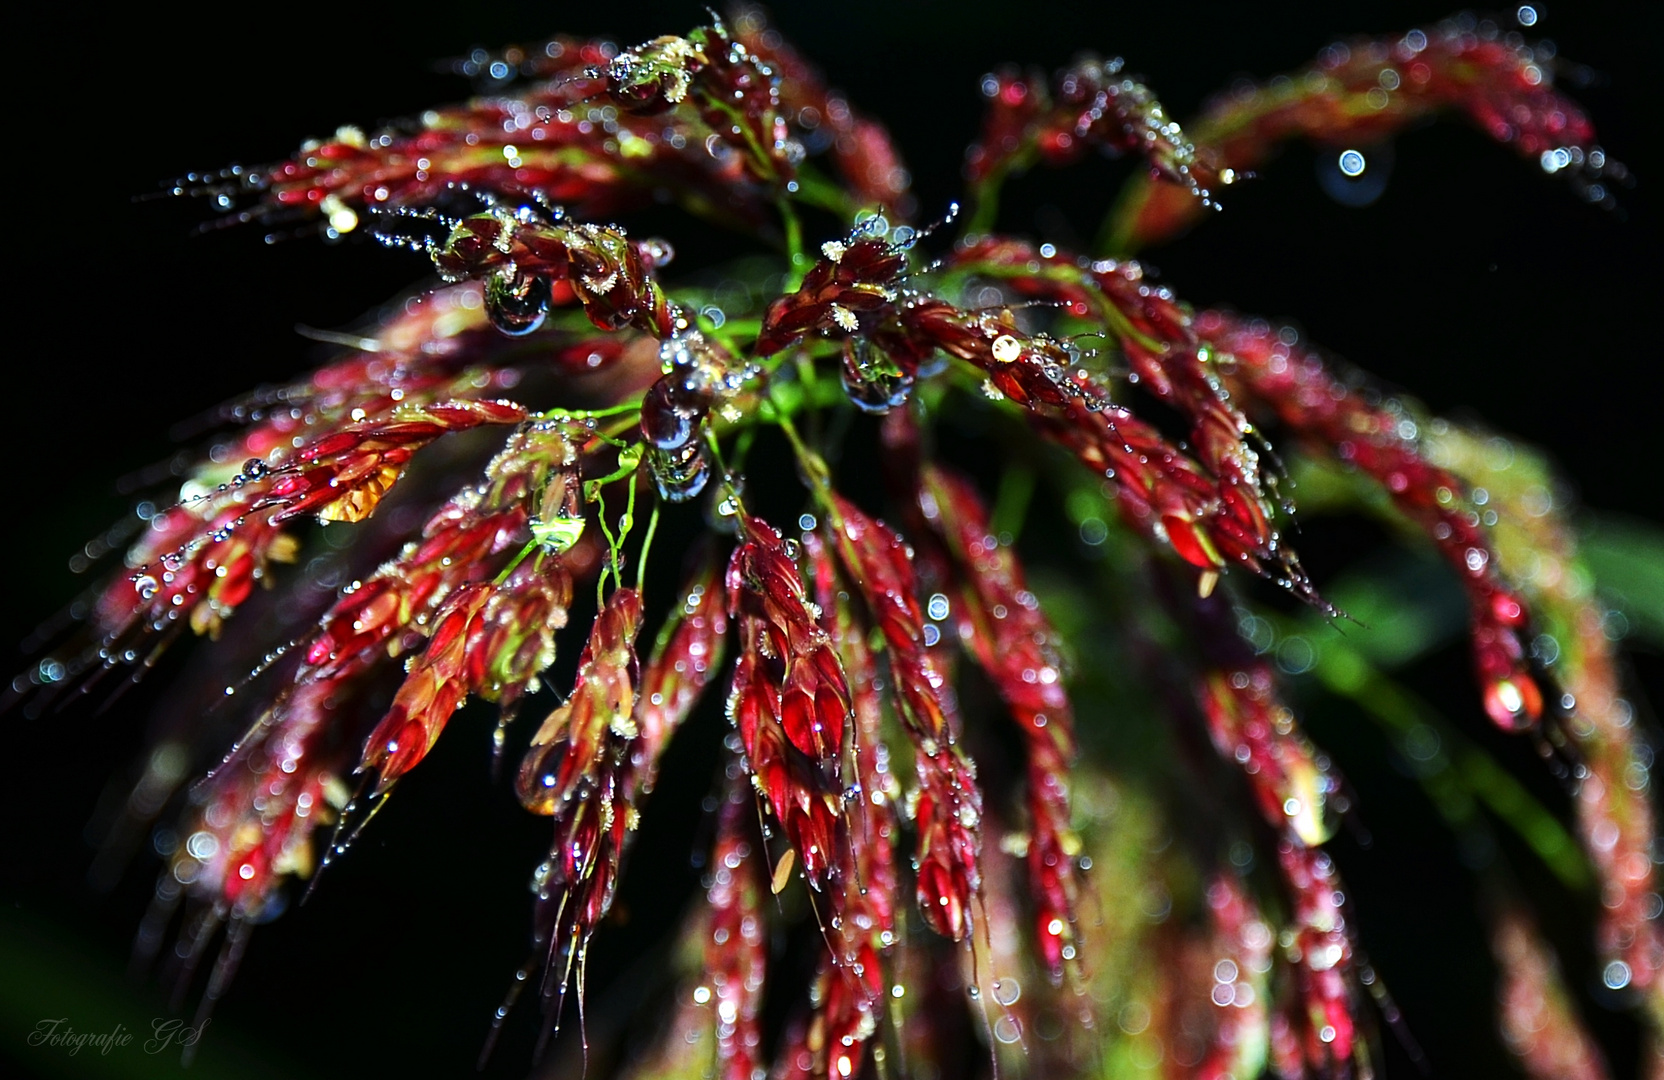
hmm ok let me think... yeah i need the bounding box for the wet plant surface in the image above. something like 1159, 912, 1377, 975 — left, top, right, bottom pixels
3, 3, 1660, 1079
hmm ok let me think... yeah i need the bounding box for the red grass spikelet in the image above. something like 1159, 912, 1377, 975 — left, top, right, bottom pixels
206, 34, 789, 233
516, 587, 643, 815
703, 771, 770, 1080
725, 511, 852, 891
1198, 665, 1339, 849
431, 210, 676, 338
809, 532, 900, 931
302, 505, 517, 679
598, 19, 796, 188
1428, 428, 1664, 998
760, 228, 1317, 603
727, 512, 852, 770
947, 236, 1311, 600
301, 419, 584, 683
1198, 311, 1543, 730
165, 676, 357, 921
1113, 15, 1623, 250
360, 582, 491, 789
471, 550, 578, 712
73, 284, 537, 669
966, 56, 1218, 205
1193, 873, 1275, 1080
1558, 604, 1664, 996
359, 544, 575, 791
824, 496, 983, 942
1274, 841, 1366, 1079
106, 502, 298, 649
257, 397, 529, 524
757, 231, 907, 357
627, 557, 729, 793
1492, 906, 1611, 1080
917, 464, 1084, 981
783, 529, 899, 1077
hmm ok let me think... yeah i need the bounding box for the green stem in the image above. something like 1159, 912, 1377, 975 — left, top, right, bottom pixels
635, 502, 661, 594
989, 465, 1036, 543
780, 198, 808, 289
964, 180, 1001, 236
705, 426, 732, 479
776, 411, 840, 525
494, 541, 538, 586
791, 162, 860, 217
536, 401, 642, 423
593, 486, 618, 608
619, 471, 640, 586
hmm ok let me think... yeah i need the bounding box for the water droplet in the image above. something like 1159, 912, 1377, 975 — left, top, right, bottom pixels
1316, 143, 1394, 207
648, 443, 710, 503
1485, 674, 1543, 731
839, 339, 913, 414
991, 335, 1022, 363
531, 513, 586, 554
640, 238, 675, 267
992, 977, 1021, 1005
485, 269, 551, 335
242, 457, 269, 481
640, 379, 699, 449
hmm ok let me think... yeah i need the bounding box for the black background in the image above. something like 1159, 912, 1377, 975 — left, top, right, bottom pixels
4, 2, 1660, 1077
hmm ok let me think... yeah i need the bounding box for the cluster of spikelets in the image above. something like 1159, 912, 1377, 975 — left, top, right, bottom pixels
15, 7, 1658, 1078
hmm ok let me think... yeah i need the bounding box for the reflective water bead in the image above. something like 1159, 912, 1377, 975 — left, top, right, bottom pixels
484, 269, 552, 335
839, 339, 913, 414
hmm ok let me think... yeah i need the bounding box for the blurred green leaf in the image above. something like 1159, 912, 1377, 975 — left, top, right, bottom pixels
1583, 514, 1664, 648
1317, 554, 1467, 670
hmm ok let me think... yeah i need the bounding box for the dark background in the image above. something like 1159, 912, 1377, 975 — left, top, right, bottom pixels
4, 2, 1659, 1077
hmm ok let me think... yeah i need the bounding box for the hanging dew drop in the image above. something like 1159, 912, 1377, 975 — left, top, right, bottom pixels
531, 513, 586, 554
839, 339, 914, 414
640, 379, 699, 449
647, 443, 711, 503
485, 269, 552, 335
